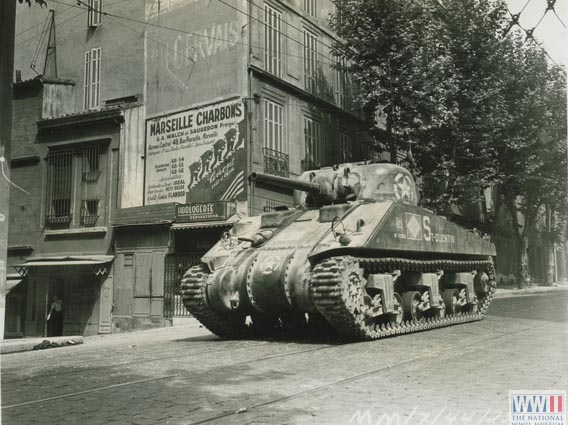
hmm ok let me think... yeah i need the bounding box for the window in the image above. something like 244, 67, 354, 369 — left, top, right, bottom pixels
264, 4, 282, 77
304, 116, 321, 168
263, 99, 288, 177
263, 99, 284, 153
46, 145, 105, 228
81, 145, 101, 226
304, 0, 317, 18
84, 48, 101, 110
336, 132, 352, 163
304, 29, 318, 94
87, 0, 102, 28
335, 57, 352, 110
46, 149, 73, 225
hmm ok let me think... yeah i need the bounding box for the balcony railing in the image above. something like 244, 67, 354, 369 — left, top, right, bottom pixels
263, 148, 289, 177
46, 214, 72, 227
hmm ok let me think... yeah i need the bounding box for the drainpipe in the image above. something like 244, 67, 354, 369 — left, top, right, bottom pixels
247, 0, 254, 216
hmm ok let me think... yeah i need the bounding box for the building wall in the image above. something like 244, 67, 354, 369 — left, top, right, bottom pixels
9, 85, 43, 250
144, 0, 249, 116
14, 0, 145, 112
119, 104, 145, 208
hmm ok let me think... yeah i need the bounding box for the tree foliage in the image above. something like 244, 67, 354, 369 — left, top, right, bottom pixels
332, 0, 567, 285
18, 0, 47, 6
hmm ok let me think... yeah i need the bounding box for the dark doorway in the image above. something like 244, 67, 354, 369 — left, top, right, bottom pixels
47, 278, 64, 337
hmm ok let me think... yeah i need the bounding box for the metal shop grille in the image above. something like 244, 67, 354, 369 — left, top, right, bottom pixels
164, 254, 202, 318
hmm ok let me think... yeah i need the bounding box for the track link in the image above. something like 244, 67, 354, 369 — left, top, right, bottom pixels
310, 256, 496, 341
180, 265, 248, 338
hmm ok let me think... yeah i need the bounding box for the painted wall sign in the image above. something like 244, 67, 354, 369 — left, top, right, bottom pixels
176, 201, 235, 223
144, 97, 247, 205
145, 0, 246, 115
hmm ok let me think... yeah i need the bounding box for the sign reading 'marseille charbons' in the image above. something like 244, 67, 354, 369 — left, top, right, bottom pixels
144, 97, 247, 206
176, 201, 235, 223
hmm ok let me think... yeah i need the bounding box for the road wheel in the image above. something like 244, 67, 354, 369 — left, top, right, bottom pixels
402, 291, 424, 321
443, 289, 461, 316
389, 293, 404, 325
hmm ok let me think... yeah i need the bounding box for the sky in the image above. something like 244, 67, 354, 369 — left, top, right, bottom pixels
506, 0, 568, 68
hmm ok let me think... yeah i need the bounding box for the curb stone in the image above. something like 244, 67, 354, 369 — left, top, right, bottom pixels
1, 336, 84, 355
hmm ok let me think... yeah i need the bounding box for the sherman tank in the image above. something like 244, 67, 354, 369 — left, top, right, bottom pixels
180, 163, 496, 341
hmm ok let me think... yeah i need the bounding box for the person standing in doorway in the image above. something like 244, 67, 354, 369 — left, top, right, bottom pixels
47, 295, 63, 336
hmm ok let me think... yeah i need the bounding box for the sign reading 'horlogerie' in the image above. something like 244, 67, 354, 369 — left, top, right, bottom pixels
176, 201, 235, 223
144, 97, 247, 206
510, 390, 566, 425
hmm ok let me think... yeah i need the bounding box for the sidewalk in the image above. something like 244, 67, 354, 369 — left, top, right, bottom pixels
493, 282, 568, 298
0, 317, 206, 356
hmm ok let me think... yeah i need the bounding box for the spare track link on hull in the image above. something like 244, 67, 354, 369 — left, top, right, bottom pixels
310, 256, 496, 341
180, 265, 248, 338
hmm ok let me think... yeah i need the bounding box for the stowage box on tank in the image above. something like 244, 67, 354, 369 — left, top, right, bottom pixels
180, 163, 496, 341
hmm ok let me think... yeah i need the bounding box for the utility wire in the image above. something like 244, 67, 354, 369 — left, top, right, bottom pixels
50, 0, 339, 65
15, 9, 84, 48
504, 0, 563, 67
15, 3, 74, 38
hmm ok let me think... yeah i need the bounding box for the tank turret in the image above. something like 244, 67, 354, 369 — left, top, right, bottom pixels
180, 162, 496, 341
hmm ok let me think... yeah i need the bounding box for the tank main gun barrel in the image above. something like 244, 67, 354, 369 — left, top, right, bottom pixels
249, 172, 321, 194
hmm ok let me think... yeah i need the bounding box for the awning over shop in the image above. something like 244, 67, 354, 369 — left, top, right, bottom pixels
4, 274, 23, 294
171, 216, 240, 231
14, 255, 115, 276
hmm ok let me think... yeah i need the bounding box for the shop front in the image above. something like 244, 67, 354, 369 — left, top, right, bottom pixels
13, 256, 114, 337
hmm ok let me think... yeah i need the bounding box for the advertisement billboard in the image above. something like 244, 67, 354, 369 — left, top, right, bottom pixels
144, 97, 247, 205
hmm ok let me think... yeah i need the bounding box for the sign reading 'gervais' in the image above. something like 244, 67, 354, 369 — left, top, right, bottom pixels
144, 98, 247, 205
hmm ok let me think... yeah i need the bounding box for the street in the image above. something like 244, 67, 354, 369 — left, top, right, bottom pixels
2, 292, 568, 425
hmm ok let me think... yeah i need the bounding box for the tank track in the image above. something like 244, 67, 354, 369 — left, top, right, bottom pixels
311, 256, 496, 341
180, 265, 249, 338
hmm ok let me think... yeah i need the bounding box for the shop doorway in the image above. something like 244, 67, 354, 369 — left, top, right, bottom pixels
164, 253, 201, 318
46, 279, 64, 337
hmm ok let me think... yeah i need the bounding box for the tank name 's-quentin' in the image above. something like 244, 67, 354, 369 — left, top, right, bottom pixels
430, 233, 456, 244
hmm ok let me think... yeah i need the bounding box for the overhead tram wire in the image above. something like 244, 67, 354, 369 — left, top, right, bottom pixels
49, 0, 338, 66
503, 0, 563, 67
15, 3, 74, 38
15, 9, 84, 48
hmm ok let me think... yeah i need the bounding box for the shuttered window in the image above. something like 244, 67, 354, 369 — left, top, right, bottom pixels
304, 116, 321, 166
336, 132, 352, 163
87, 0, 102, 27
84, 47, 101, 110
304, 0, 317, 18
264, 4, 282, 77
263, 99, 284, 153
304, 29, 318, 94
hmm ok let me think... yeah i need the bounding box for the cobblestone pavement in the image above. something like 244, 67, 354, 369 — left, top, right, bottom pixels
2, 292, 567, 425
